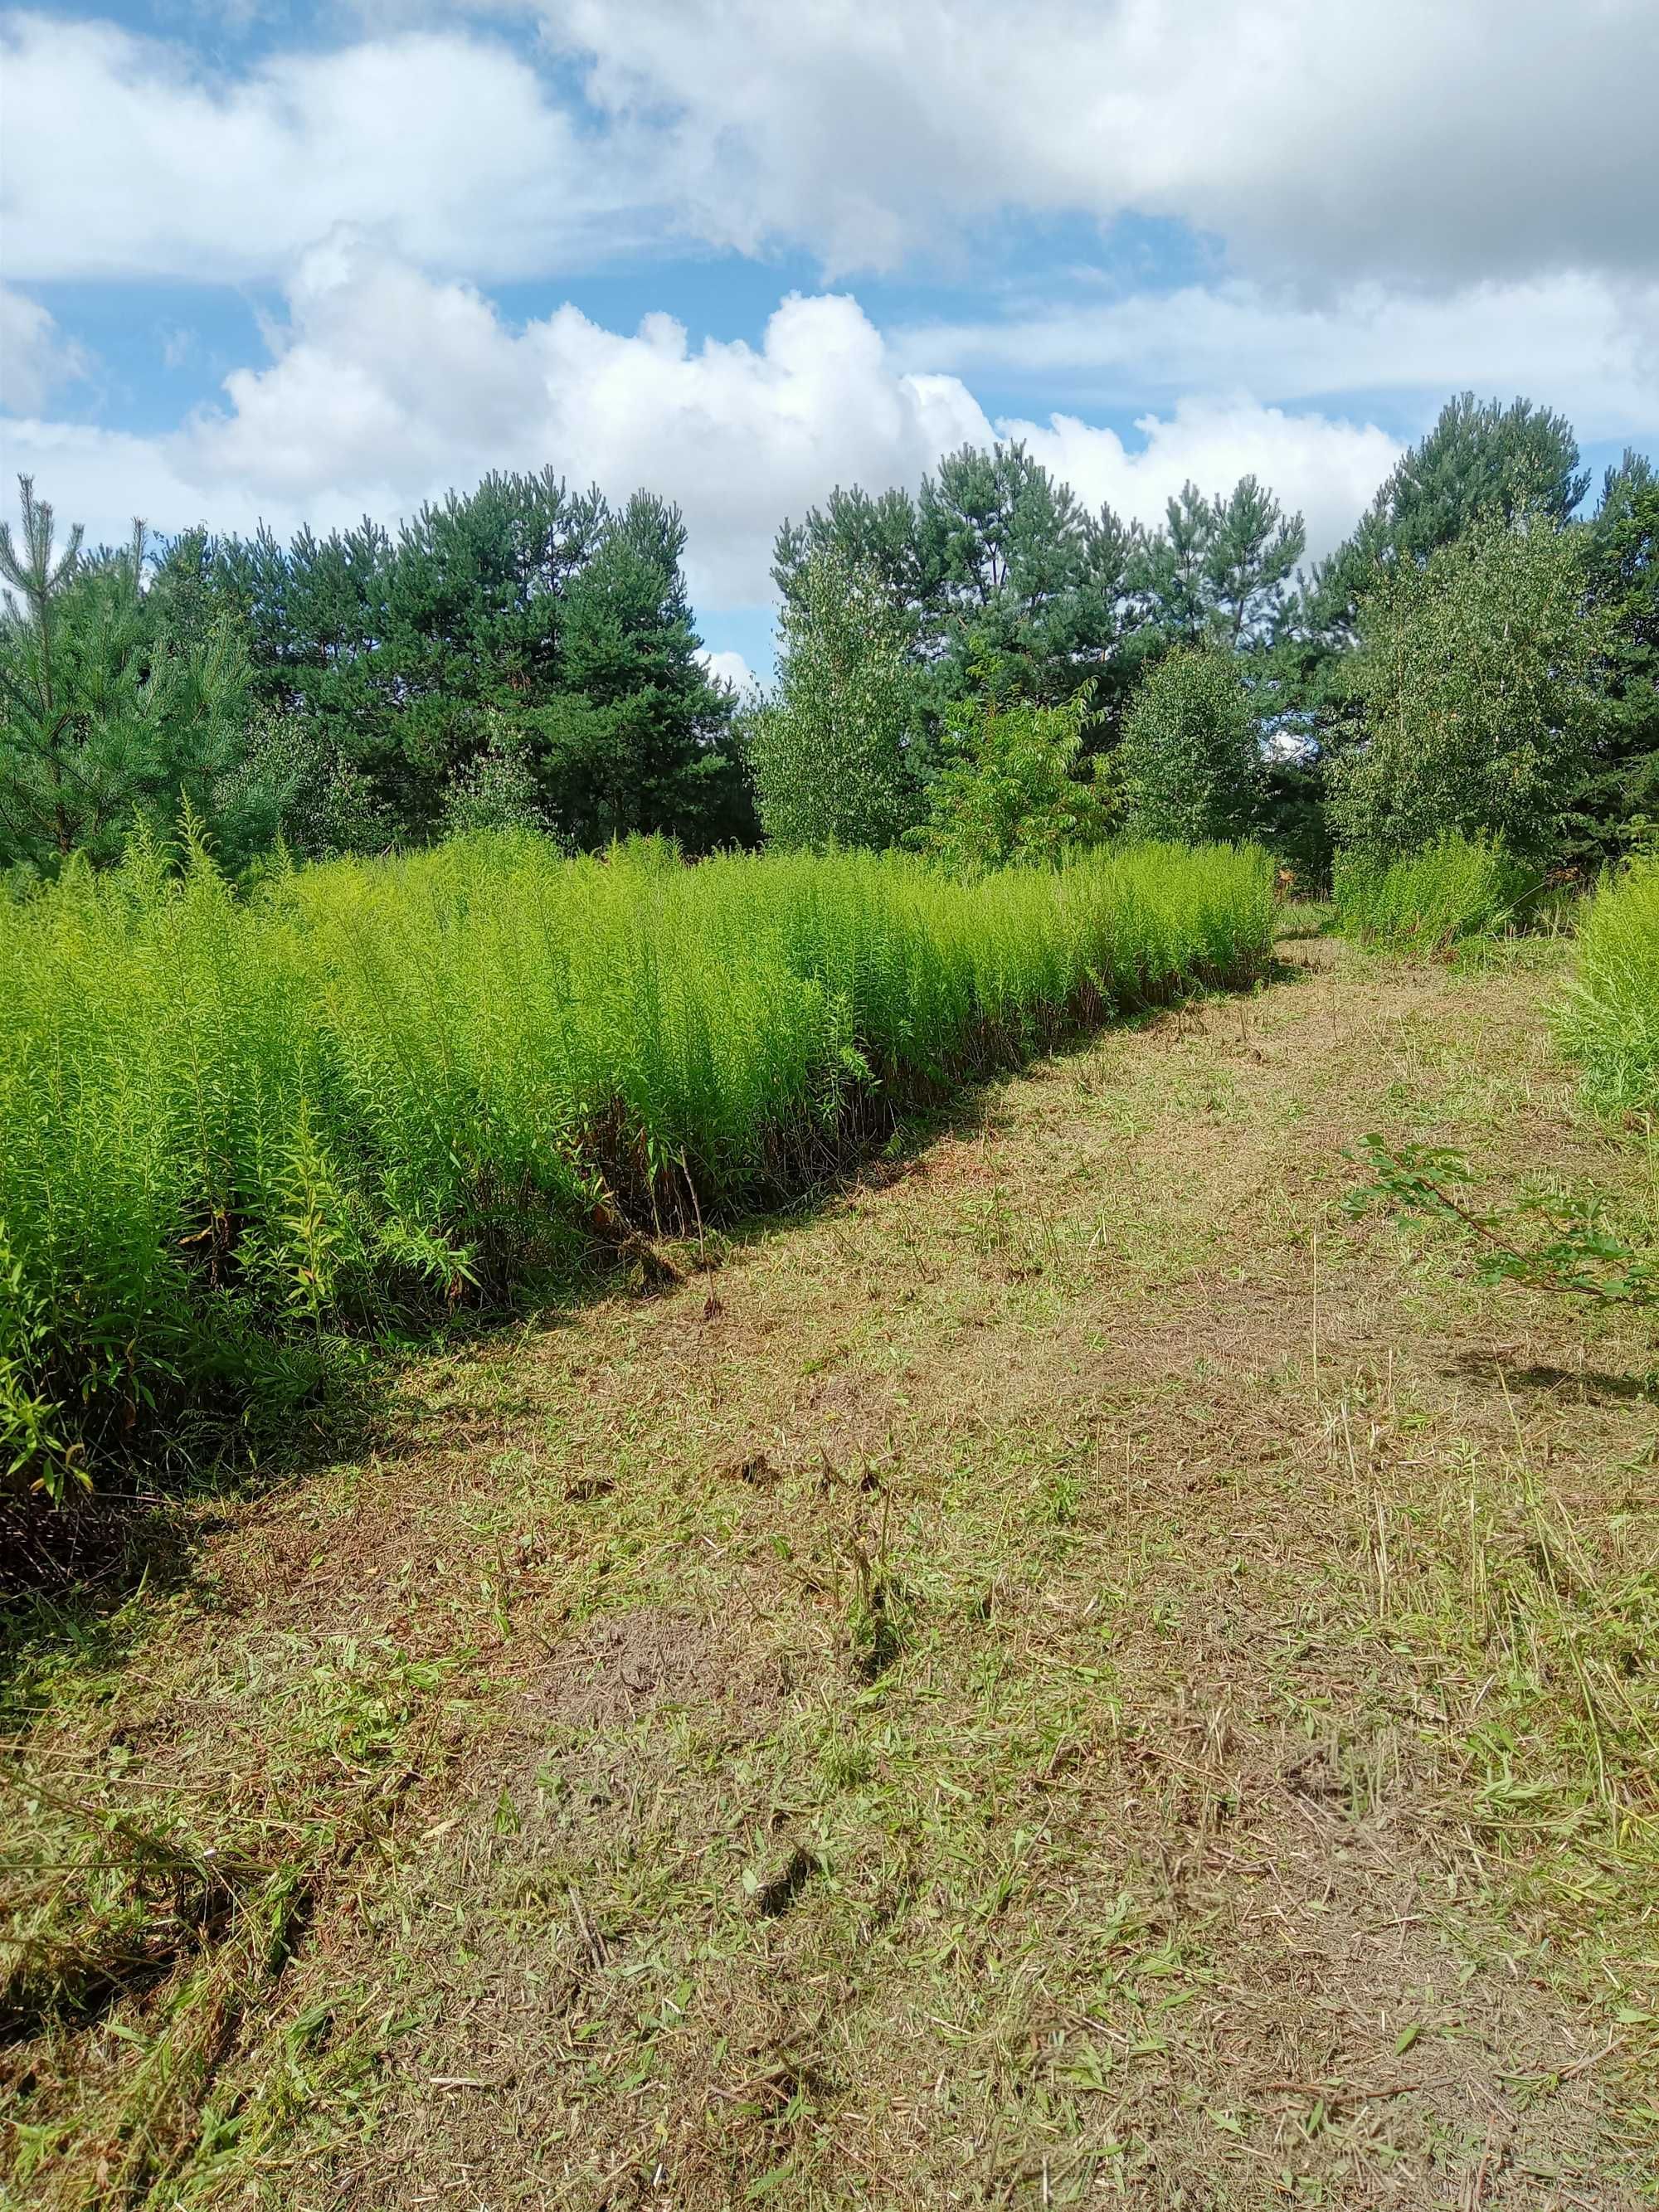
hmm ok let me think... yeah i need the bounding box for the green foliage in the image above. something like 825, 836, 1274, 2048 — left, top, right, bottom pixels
1333, 833, 1540, 955
0, 479, 278, 876
1311, 391, 1588, 641
529, 491, 754, 849
775, 442, 1136, 722
910, 681, 1111, 873
1329, 511, 1604, 863
774, 441, 1305, 741
1119, 646, 1261, 843
1559, 856, 1659, 1117
0, 831, 1273, 1494
748, 548, 922, 848
439, 717, 552, 839
1127, 475, 1305, 650
1348, 1136, 1656, 1309
155, 473, 750, 856
229, 715, 394, 862
1566, 454, 1659, 866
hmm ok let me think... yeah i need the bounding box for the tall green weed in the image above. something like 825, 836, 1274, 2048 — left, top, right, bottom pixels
1559, 858, 1659, 1118
1333, 834, 1540, 955
1, 832, 1272, 1495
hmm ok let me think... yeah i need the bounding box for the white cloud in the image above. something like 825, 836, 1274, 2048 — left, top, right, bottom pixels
0, 285, 91, 416
0, 250, 995, 607
10, 3, 1657, 289
553, 0, 1659, 287
900, 274, 1659, 447
0, 14, 644, 283
698, 647, 756, 693
0, 418, 234, 552
1005, 401, 1402, 563
173, 248, 990, 606
0, 249, 1415, 610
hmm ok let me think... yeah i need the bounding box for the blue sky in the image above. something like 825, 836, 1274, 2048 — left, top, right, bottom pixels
3, 2, 1656, 684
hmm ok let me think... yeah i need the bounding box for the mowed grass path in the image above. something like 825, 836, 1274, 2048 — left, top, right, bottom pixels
6, 930, 1657, 2209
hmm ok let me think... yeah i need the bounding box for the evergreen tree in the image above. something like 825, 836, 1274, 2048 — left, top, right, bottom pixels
154, 473, 749, 854
774, 483, 931, 634
534, 493, 751, 848
1568, 453, 1659, 861
1129, 477, 1306, 650
188, 472, 606, 839
775, 441, 1139, 727
1310, 392, 1588, 643
0, 478, 277, 874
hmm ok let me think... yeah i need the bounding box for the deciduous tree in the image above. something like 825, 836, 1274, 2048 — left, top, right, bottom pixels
1329, 509, 1604, 862
747, 548, 922, 849
1119, 646, 1261, 843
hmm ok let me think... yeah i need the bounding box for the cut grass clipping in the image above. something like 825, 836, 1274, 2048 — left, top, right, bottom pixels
1560, 854, 1659, 1121
1332, 831, 1540, 956
0, 831, 1272, 1496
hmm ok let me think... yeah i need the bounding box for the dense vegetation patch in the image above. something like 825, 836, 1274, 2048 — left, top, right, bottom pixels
1332, 833, 1541, 955
0, 832, 1272, 1495
1560, 856, 1659, 1116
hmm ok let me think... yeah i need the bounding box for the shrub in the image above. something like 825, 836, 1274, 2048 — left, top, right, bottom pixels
909, 684, 1110, 873
0, 832, 1273, 1495
1559, 857, 1659, 1116
1333, 833, 1540, 955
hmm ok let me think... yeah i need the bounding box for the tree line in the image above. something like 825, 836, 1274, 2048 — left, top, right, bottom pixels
1, 390, 1654, 884
753, 395, 1655, 876
0, 474, 752, 878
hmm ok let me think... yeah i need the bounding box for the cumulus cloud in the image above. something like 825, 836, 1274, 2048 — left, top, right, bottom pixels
1006, 401, 1402, 563
0, 248, 1414, 608
0, 13, 645, 283
0, 417, 228, 552
553, 0, 1659, 286
172, 248, 990, 605
0, 285, 91, 416
698, 647, 756, 693
2, 252, 993, 605
9, 3, 1656, 289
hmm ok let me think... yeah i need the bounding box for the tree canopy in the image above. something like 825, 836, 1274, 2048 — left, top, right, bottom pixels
747, 547, 923, 850
1329, 510, 1604, 862
0, 481, 284, 876
5, 383, 1656, 887
1119, 647, 1262, 846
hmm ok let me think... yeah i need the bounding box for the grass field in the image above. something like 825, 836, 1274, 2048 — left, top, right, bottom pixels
0, 834, 1272, 1498
3, 918, 1657, 2208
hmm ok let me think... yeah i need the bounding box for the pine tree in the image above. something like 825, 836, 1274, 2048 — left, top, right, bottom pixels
774, 440, 1141, 728
0, 477, 265, 873
1567, 453, 1659, 861
1129, 477, 1306, 650
533, 493, 751, 849
1310, 392, 1588, 644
